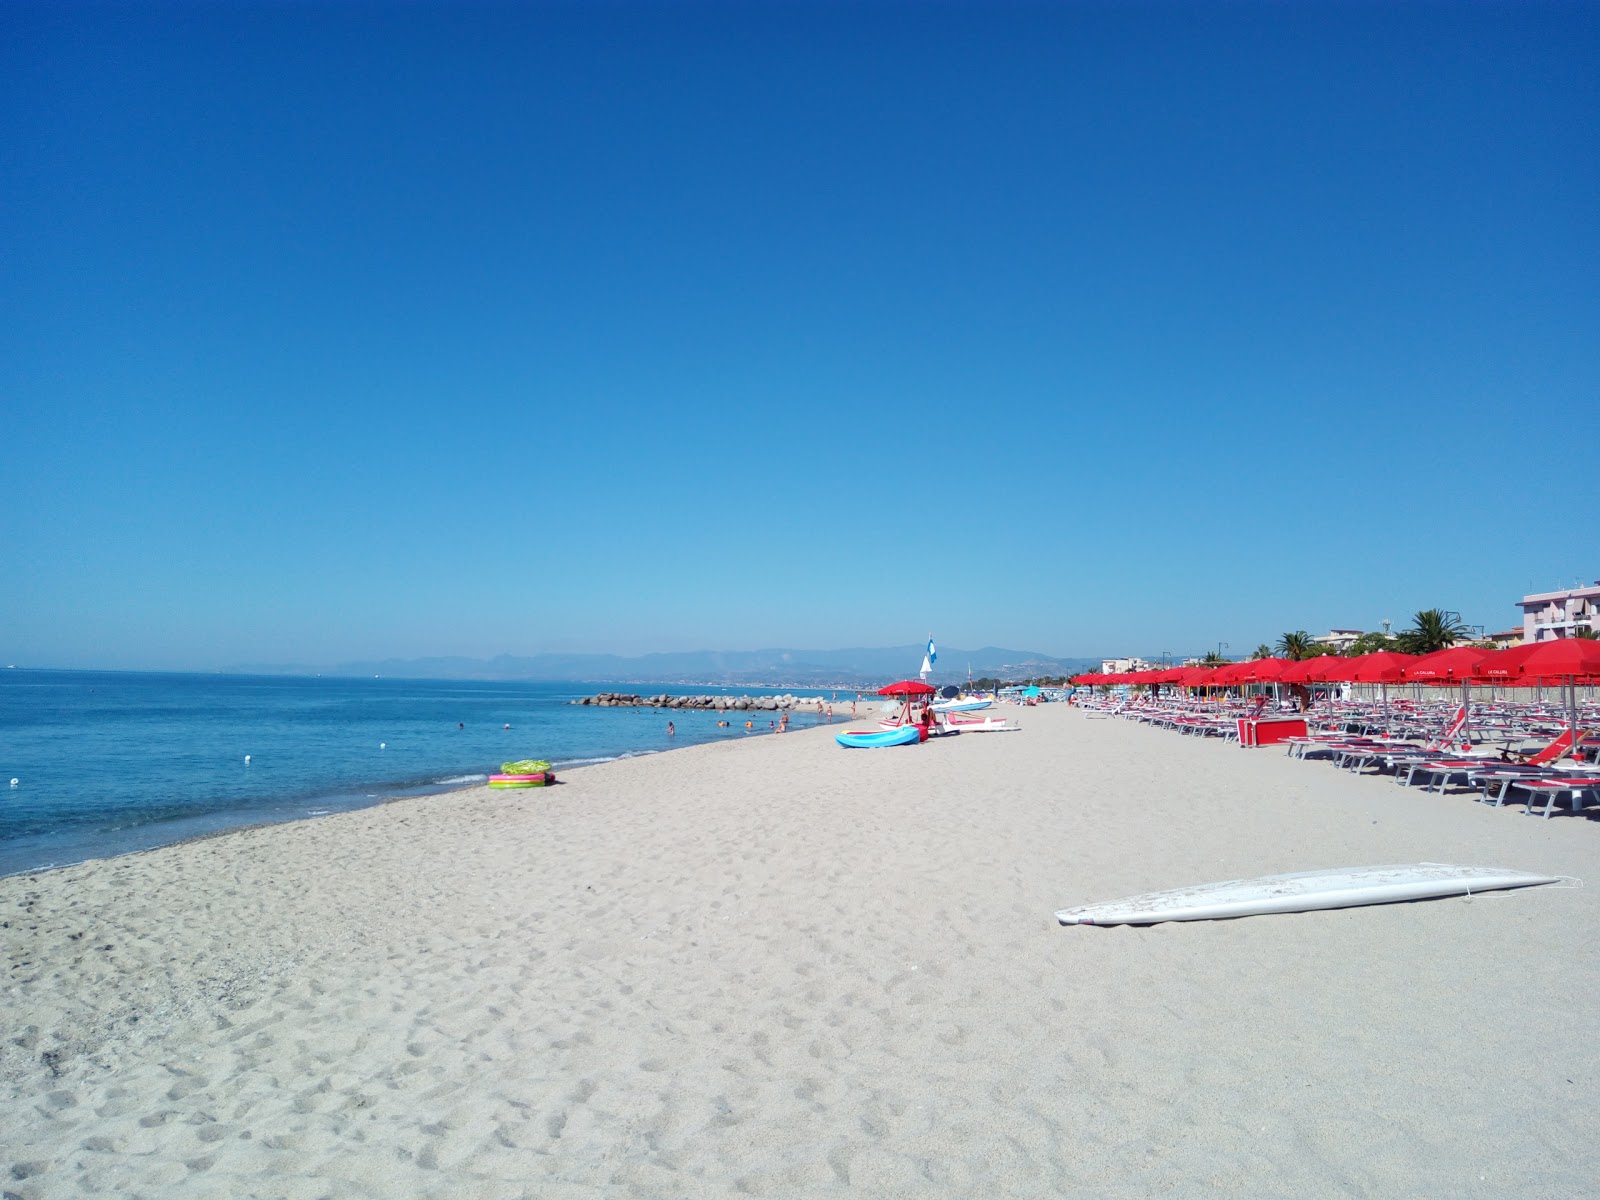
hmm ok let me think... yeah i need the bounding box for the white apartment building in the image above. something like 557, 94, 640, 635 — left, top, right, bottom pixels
1519, 580, 1600, 642
1311, 629, 1364, 652
1100, 657, 1158, 674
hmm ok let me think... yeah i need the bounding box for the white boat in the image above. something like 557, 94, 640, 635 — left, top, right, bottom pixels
932, 697, 992, 712
940, 715, 1009, 732
1054, 863, 1559, 926
877, 717, 958, 737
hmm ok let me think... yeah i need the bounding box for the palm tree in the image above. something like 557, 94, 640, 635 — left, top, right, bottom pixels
1275, 631, 1313, 661
1252, 644, 1273, 660
1201, 650, 1232, 665
1396, 609, 1470, 655
1346, 631, 1397, 657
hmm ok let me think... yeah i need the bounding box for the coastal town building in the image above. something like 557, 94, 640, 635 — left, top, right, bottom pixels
1518, 580, 1600, 642
1311, 629, 1364, 653
1486, 629, 1523, 649
1100, 657, 1157, 674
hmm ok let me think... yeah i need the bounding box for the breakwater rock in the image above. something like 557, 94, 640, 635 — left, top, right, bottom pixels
573, 692, 836, 712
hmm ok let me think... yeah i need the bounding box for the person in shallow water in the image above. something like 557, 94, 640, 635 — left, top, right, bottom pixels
667, 721, 675, 738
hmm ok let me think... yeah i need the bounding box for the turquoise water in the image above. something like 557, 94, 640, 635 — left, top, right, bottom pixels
0, 670, 846, 875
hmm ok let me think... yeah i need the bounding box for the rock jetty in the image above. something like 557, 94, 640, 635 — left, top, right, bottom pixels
573, 692, 837, 712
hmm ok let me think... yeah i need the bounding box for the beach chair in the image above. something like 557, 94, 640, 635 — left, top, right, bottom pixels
1519, 727, 1586, 766
1503, 776, 1600, 819
1402, 758, 1497, 792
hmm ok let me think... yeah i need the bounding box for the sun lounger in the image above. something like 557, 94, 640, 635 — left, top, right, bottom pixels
1503, 776, 1600, 819
1402, 757, 1498, 792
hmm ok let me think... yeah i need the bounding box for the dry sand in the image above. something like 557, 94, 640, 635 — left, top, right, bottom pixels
3, 706, 1597, 1198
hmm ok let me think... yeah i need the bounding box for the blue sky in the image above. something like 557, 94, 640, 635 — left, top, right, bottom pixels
4, 1, 1596, 670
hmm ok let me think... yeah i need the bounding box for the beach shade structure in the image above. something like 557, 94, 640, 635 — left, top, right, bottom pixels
1401, 646, 1489, 684
1242, 658, 1292, 682
1345, 651, 1418, 727
1312, 655, 1366, 682
1494, 639, 1600, 750
1275, 658, 1318, 684
1207, 662, 1250, 687
938, 685, 960, 699
1401, 646, 1491, 736
1497, 637, 1600, 680
877, 680, 937, 697
1347, 651, 1417, 683
1470, 643, 1548, 685
1279, 656, 1346, 684
876, 679, 937, 726
1234, 657, 1293, 703
1023, 685, 1042, 698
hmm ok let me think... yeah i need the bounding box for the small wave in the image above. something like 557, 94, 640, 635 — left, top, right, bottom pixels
435, 773, 488, 786
553, 755, 617, 768
306, 808, 331, 816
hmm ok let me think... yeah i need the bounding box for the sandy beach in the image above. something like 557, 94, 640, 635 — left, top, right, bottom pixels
4, 705, 1597, 1198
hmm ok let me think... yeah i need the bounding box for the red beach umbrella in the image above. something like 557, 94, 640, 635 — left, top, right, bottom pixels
1347, 651, 1418, 683
1275, 658, 1316, 683
877, 680, 936, 696
1310, 655, 1365, 682
1242, 657, 1292, 682
1500, 638, 1600, 680
1401, 646, 1489, 683
1471, 643, 1552, 685
1485, 638, 1600, 746
1280, 656, 1343, 683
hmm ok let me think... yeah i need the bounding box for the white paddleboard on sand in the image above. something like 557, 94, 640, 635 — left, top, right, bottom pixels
1055, 863, 1559, 926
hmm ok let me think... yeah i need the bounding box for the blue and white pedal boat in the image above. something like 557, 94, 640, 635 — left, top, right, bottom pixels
836, 726, 922, 748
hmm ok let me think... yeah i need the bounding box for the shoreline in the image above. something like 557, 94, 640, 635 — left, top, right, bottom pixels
0, 684, 860, 880
1, 713, 866, 881
6, 706, 1594, 1196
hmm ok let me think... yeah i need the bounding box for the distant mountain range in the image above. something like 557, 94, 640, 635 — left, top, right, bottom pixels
226, 645, 1102, 686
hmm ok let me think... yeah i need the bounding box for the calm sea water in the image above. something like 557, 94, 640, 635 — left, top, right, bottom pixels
0, 670, 851, 876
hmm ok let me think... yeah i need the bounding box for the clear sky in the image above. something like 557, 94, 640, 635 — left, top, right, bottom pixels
4, 1, 1596, 670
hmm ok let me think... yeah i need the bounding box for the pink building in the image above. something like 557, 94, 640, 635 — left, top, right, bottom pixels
1519, 580, 1600, 642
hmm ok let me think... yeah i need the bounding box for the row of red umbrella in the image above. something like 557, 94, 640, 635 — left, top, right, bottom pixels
1074, 639, 1600, 689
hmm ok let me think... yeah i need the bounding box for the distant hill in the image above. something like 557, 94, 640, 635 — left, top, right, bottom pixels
227, 645, 1101, 686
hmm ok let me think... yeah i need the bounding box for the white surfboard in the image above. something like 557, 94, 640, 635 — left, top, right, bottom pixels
1055, 863, 1559, 926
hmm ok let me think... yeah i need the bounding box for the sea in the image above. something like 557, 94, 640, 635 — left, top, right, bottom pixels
0, 670, 859, 877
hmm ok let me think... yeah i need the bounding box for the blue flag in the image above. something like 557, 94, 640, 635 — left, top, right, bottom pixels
927, 637, 937, 666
